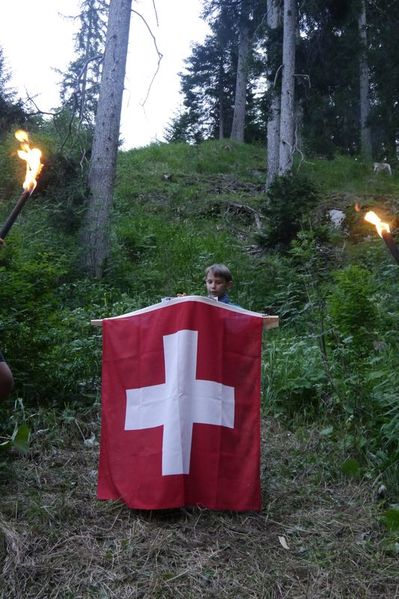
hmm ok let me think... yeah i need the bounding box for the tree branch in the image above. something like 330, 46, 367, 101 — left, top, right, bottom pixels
294, 73, 311, 88
151, 0, 159, 26
273, 64, 283, 87
131, 8, 163, 106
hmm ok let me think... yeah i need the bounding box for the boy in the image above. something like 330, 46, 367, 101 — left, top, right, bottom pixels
204, 263, 234, 304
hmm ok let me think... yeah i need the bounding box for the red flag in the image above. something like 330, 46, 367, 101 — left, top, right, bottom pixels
97, 296, 263, 511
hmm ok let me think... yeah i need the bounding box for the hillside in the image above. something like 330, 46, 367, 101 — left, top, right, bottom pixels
1, 140, 399, 597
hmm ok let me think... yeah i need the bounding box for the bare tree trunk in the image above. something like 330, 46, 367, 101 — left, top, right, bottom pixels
266, 0, 282, 188
278, 0, 296, 175
218, 57, 225, 139
358, 0, 372, 160
231, 0, 250, 142
83, 0, 132, 278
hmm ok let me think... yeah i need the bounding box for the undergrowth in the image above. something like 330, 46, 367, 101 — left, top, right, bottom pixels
1, 140, 399, 562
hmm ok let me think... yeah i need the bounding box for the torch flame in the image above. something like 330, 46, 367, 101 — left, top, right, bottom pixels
15, 129, 43, 193
364, 210, 390, 237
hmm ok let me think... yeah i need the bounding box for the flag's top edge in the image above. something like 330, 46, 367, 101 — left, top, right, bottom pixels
100, 295, 265, 322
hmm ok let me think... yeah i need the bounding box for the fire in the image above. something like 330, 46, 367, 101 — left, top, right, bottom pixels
15, 129, 43, 192
364, 210, 390, 238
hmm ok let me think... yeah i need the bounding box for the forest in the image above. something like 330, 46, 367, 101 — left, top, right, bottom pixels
1, 0, 399, 597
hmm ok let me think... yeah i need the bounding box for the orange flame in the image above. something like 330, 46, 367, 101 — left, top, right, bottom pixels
15, 130, 43, 192
364, 210, 390, 237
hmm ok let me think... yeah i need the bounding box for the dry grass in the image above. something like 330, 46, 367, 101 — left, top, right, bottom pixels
1, 416, 398, 598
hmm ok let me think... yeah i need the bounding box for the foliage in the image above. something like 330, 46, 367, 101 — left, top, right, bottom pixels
368, 0, 399, 160
168, 0, 399, 161
263, 332, 327, 421
58, 0, 108, 127
167, 0, 267, 143
258, 172, 321, 249
1, 138, 399, 496
0, 48, 28, 140
327, 264, 378, 350
165, 32, 237, 143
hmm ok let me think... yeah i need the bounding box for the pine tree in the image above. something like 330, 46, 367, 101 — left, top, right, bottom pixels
166, 10, 238, 143
266, 0, 282, 187
358, 0, 372, 159
168, 0, 265, 143
0, 47, 26, 139
278, 0, 297, 174
230, 0, 251, 141
59, 0, 108, 128
367, 0, 399, 159
82, 0, 132, 277
294, 0, 360, 157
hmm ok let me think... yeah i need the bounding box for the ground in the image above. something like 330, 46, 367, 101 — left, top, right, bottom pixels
0, 416, 398, 598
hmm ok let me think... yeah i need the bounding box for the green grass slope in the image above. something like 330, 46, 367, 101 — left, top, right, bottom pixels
1, 139, 399, 596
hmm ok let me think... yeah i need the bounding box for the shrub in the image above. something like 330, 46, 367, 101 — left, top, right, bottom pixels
327, 264, 378, 351
258, 173, 321, 249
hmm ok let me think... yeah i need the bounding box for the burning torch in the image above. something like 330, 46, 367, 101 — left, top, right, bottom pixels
0, 130, 43, 242
364, 210, 399, 265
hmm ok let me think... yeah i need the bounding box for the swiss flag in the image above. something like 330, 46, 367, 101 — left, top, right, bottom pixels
97, 296, 264, 511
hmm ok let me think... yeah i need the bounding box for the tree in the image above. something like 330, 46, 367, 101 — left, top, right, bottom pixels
0, 47, 26, 139
166, 14, 237, 143
278, 0, 297, 175
168, 0, 266, 144
59, 0, 108, 128
82, 0, 132, 278
367, 0, 399, 159
266, 0, 282, 187
230, 0, 251, 141
358, 0, 372, 159
294, 0, 359, 157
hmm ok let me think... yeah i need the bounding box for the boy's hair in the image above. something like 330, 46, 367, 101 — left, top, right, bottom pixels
204, 263, 232, 282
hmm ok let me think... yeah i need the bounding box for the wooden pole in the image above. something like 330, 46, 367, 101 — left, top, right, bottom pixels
0, 190, 31, 240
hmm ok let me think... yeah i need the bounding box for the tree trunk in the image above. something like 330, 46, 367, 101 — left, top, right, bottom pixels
83, 0, 132, 278
358, 0, 372, 160
230, 0, 250, 142
278, 0, 296, 175
218, 56, 225, 139
266, 0, 282, 188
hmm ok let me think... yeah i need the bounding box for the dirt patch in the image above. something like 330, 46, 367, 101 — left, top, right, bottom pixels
0, 417, 397, 598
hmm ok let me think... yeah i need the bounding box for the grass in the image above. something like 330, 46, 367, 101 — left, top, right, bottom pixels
1, 140, 399, 596
301, 154, 399, 196
0, 410, 398, 598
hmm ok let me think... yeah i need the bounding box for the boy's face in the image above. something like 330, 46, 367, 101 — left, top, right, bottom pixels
205, 272, 232, 299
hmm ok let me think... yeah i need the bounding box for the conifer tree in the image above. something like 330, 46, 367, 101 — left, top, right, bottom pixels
367, 0, 399, 159
266, 0, 282, 187
59, 0, 109, 128
230, 0, 251, 142
278, 0, 296, 175
166, 3, 238, 142
0, 47, 26, 139
167, 0, 265, 143
82, 0, 132, 278
358, 0, 372, 159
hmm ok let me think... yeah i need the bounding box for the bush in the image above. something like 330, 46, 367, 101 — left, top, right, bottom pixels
258, 173, 321, 249
327, 264, 378, 351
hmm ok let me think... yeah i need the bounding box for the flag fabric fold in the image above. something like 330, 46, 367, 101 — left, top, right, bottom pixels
97, 296, 264, 511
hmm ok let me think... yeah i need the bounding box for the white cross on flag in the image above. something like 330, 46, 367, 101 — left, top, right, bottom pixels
97, 296, 264, 511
